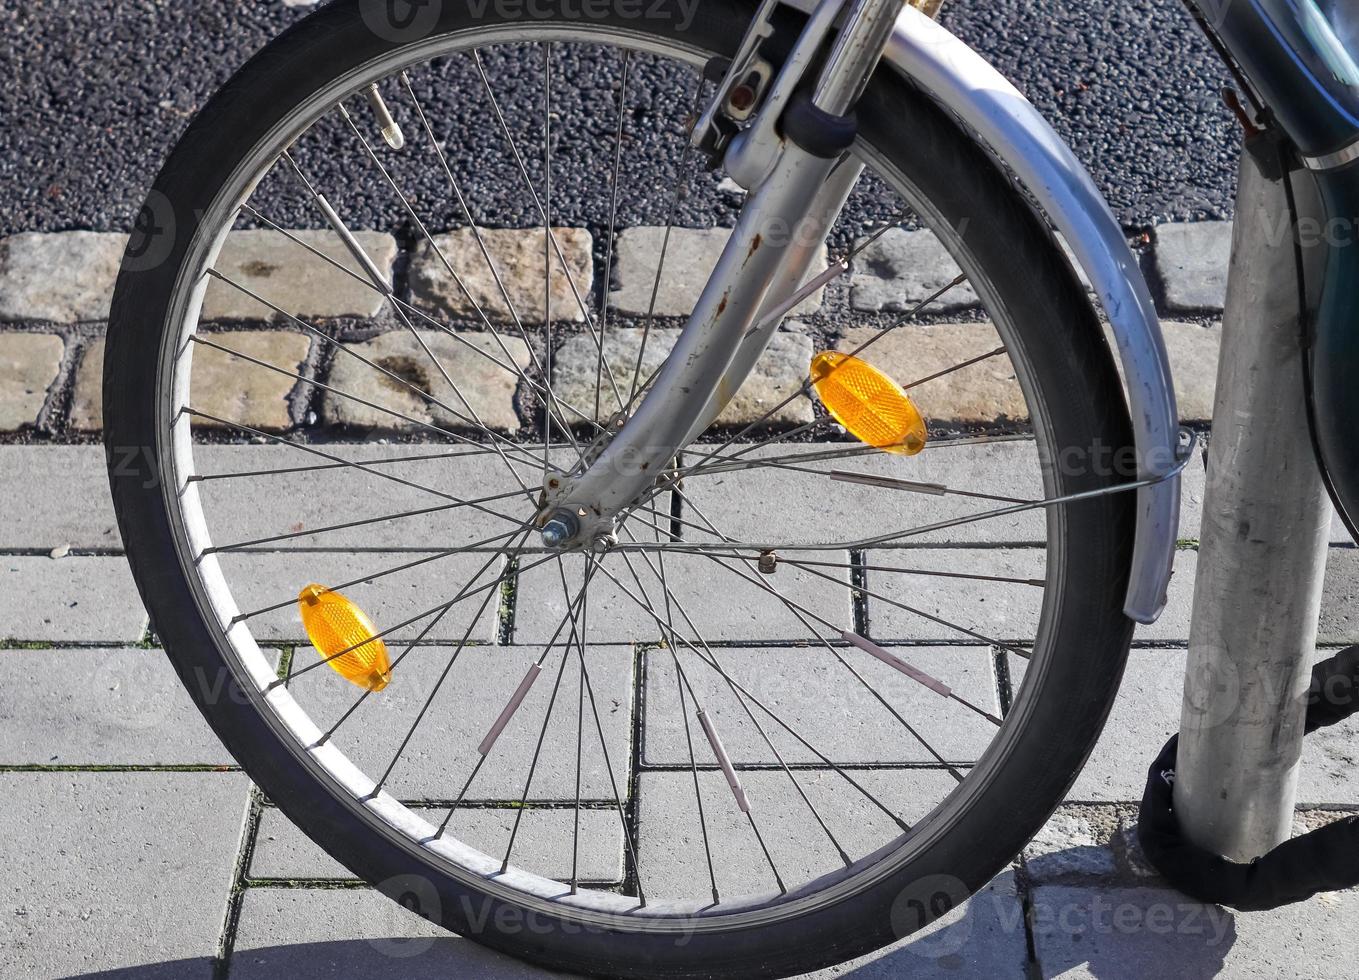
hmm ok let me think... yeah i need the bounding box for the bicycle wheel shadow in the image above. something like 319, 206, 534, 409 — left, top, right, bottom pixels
64, 936, 576, 980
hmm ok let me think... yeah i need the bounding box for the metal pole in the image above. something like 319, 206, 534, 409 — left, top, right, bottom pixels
1174, 145, 1333, 861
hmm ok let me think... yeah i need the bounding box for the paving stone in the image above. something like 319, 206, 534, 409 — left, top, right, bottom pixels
192, 442, 535, 552
1320, 546, 1359, 644
212, 549, 503, 643
836, 322, 1025, 423
0, 231, 125, 322
644, 644, 999, 766
1154, 221, 1233, 312
0, 771, 247, 979
864, 548, 1047, 644
1023, 809, 1121, 881
1031, 884, 1359, 979
1014, 643, 1359, 804
551, 327, 814, 427
0, 555, 146, 642
0, 647, 276, 766
250, 804, 622, 883
678, 440, 1049, 546
230, 887, 577, 979
0, 446, 121, 549
0, 332, 63, 430
799, 871, 1028, 979
849, 228, 980, 313
636, 769, 960, 902
1157, 321, 1221, 422
280, 644, 634, 801
409, 227, 593, 324
320, 329, 530, 431
70, 331, 311, 432
608, 226, 827, 317
512, 550, 852, 645
202, 228, 397, 321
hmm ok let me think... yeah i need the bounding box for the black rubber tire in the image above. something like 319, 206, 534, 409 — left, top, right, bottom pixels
105, 2, 1137, 976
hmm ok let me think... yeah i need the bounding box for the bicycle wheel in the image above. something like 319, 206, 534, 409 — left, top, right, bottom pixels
106, 1, 1138, 976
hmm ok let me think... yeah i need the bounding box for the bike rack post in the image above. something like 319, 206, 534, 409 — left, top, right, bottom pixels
1173, 145, 1333, 861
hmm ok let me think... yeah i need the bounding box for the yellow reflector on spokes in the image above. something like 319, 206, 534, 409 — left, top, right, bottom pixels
298, 584, 392, 692
810, 351, 928, 455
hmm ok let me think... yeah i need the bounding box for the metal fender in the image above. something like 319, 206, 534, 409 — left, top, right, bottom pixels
789, 1, 1184, 622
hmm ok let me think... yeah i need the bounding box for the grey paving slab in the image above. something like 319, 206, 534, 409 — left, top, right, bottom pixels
408, 227, 593, 325
552, 327, 815, 427
0, 230, 124, 322
191, 443, 533, 552
282, 644, 634, 801
0, 445, 120, 549
0, 771, 247, 980
0, 554, 146, 642
214, 549, 503, 643
848, 228, 981, 312
1031, 884, 1359, 979
636, 768, 959, 902
250, 804, 623, 883
230, 887, 579, 979
511, 552, 662, 645
1320, 545, 1359, 644
513, 549, 852, 645
0, 646, 275, 766
70, 331, 313, 433
1153, 221, 1233, 312
0, 332, 63, 430
609, 226, 826, 316
643, 644, 1000, 765
202, 229, 397, 321
1015, 645, 1359, 804
677, 440, 1049, 546
799, 872, 1028, 978
864, 547, 1047, 645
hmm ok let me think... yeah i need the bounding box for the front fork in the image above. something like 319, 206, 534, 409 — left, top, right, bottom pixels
541, 0, 901, 547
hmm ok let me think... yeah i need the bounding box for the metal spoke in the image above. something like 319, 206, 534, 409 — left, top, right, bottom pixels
595, 49, 633, 420
393, 71, 588, 456
202, 488, 525, 555
676, 273, 972, 480
186, 334, 544, 481
595, 545, 907, 829
202, 267, 545, 485
239, 204, 606, 438
183, 408, 525, 512
470, 48, 626, 410
312, 536, 527, 746
370, 545, 519, 795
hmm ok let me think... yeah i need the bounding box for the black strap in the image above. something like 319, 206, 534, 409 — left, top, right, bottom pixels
1137, 645, 1359, 911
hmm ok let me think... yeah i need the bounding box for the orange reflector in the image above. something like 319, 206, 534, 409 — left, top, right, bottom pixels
298, 584, 392, 692
810, 351, 928, 455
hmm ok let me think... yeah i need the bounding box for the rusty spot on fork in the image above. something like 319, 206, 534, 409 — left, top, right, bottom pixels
717, 293, 728, 314
747, 233, 762, 258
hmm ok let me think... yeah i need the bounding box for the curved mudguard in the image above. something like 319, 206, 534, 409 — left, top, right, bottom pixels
789, 2, 1183, 622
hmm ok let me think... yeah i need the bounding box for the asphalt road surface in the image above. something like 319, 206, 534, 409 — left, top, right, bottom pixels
0, 0, 1238, 238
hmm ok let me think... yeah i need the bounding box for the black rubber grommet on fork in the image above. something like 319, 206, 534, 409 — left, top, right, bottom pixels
1137, 645, 1359, 911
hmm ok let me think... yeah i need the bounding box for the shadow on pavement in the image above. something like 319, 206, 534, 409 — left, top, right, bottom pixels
66, 936, 570, 980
